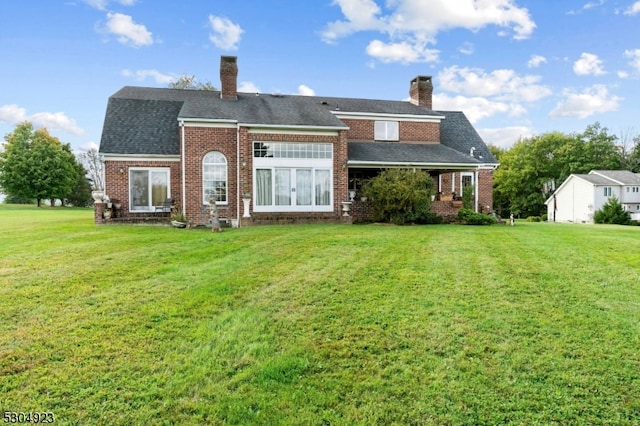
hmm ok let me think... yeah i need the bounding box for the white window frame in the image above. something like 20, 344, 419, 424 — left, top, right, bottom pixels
203, 151, 228, 205
460, 172, 474, 190
252, 142, 333, 213
128, 167, 170, 212
374, 121, 399, 141
604, 186, 612, 197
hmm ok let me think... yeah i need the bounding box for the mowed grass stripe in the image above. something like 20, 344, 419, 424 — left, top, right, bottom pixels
1, 206, 639, 424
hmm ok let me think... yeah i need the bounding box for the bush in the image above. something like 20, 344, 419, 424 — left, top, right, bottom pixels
462, 185, 474, 210
363, 169, 434, 225
526, 216, 541, 222
594, 196, 631, 225
541, 214, 548, 222
457, 208, 497, 225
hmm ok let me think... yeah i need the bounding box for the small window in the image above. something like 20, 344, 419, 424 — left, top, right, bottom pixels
604, 187, 612, 197
203, 151, 227, 204
374, 121, 399, 141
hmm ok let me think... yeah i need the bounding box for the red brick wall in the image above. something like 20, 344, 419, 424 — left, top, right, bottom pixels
183, 126, 238, 225
239, 130, 348, 224
104, 159, 181, 213
340, 118, 440, 142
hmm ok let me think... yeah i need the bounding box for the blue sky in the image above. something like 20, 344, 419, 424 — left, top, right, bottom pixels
1, 0, 640, 152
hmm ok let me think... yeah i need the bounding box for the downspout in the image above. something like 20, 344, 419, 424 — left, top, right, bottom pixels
180, 120, 186, 216
236, 122, 241, 227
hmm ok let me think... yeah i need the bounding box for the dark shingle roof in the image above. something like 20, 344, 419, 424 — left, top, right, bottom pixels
348, 142, 481, 166
100, 97, 182, 155
99, 86, 496, 167
437, 111, 497, 164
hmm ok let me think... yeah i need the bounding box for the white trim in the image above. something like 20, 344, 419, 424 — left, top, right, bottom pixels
333, 110, 443, 122
247, 127, 342, 136
179, 118, 237, 128
202, 151, 229, 206
348, 160, 482, 170
244, 124, 348, 132
128, 167, 171, 213
103, 154, 180, 162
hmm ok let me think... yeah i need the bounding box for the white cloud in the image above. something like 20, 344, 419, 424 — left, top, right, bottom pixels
458, 42, 474, 55
438, 66, 552, 102
208, 15, 243, 50
624, 1, 640, 15
82, 0, 136, 10
322, 0, 535, 63
238, 81, 260, 93
433, 94, 523, 124
366, 39, 439, 63
102, 12, 153, 47
478, 126, 533, 149
527, 54, 547, 68
0, 104, 84, 136
550, 84, 621, 119
573, 52, 606, 76
297, 85, 316, 96
624, 49, 640, 73
121, 69, 174, 84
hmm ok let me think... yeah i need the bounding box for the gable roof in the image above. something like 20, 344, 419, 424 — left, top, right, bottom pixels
545, 170, 640, 205
590, 170, 640, 185
99, 86, 496, 167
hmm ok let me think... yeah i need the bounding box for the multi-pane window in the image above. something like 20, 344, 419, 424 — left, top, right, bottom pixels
604, 187, 612, 197
129, 168, 169, 211
203, 151, 227, 204
253, 142, 333, 212
374, 121, 399, 141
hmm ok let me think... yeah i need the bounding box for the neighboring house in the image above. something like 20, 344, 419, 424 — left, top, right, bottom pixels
97, 56, 498, 226
545, 170, 640, 223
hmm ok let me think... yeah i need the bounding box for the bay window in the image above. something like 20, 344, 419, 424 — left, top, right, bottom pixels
253, 142, 333, 212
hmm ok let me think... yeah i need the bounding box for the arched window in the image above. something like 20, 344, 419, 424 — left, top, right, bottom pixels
203, 151, 227, 204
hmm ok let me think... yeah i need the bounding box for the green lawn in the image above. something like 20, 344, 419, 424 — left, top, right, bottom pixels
1, 205, 639, 425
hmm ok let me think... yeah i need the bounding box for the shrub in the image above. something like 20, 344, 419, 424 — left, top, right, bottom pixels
526, 216, 541, 222
594, 196, 631, 225
457, 208, 497, 225
363, 169, 434, 225
541, 213, 548, 222
462, 185, 474, 210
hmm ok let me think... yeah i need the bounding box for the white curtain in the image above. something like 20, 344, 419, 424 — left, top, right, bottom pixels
315, 169, 330, 206
256, 169, 272, 206
296, 169, 312, 206
275, 169, 291, 206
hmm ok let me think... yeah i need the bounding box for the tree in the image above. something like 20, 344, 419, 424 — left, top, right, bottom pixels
78, 147, 104, 190
594, 196, 631, 225
493, 122, 624, 218
0, 122, 80, 207
168, 75, 217, 91
66, 160, 92, 207
362, 169, 435, 225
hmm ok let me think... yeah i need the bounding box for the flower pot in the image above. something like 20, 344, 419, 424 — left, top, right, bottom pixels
171, 220, 187, 228
91, 190, 104, 202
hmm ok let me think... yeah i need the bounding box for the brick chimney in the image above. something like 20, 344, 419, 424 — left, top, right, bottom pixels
220, 56, 238, 100
409, 75, 433, 109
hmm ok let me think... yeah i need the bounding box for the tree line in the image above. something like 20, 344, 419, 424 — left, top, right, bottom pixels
491, 122, 640, 218
0, 122, 102, 207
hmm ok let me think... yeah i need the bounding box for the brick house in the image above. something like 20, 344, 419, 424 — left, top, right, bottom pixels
97, 56, 498, 226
